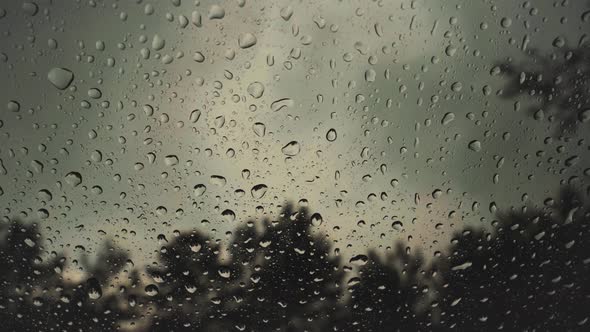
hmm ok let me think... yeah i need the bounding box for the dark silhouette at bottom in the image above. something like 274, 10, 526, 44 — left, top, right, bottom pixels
1, 186, 588, 331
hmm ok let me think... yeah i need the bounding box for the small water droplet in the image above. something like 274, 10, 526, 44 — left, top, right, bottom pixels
326, 129, 337, 142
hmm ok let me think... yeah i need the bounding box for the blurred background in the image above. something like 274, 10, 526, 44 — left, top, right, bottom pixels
0, 0, 589, 330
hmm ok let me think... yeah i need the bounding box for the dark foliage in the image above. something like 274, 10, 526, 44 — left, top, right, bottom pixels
499, 43, 590, 134
439, 186, 590, 330
1, 189, 589, 331
0, 221, 140, 331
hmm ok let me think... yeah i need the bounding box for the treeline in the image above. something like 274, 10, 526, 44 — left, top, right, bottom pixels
1, 186, 589, 331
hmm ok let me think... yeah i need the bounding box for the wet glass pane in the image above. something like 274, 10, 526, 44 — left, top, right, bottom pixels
0, 0, 589, 330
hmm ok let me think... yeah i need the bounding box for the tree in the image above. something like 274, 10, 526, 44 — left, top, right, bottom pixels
499, 44, 590, 134
0, 219, 139, 331
343, 241, 438, 331
226, 205, 344, 332
439, 187, 590, 330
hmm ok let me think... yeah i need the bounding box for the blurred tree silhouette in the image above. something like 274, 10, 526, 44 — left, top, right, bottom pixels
225, 205, 345, 331
145, 229, 237, 331
499, 43, 590, 134
2, 190, 589, 331
145, 204, 345, 331
343, 242, 436, 331
0, 219, 140, 331
439, 186, 590, 330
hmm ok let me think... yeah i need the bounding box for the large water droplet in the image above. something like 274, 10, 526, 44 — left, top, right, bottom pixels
252, 122, 266, 137
64, 172, 82, 187
441, 112, 455, 125
251, 184, 268, 199
152, 34, 165, 50
468, 140, 482, 152
193, 184, 207, 197
326, 129, 337, 142
271, 98, 294, 112
47, 67, 74, 90
247, 81, 265, 99
164, 155, 179, 166
281, 141, 301, 156
238, 33, 257, 49
208, 5, 225, 19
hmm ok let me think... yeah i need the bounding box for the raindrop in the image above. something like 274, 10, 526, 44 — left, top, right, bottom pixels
208, 5, 225, 19
311, 213, 323, 226
189, 109, 201, 123
145, 284, 159, 297
210, 175, 227, 186
238, 33, 257, 49
47, 68, 74, 90
578, 109, 590, 123
164, 155, 179, 166
152, 34, 165, 50
251, 184, 268, 199
281, 141, 301, 156
22, 2, 38, 16
247, 81, 265, 99
271, 98, 294, 112
350, 254, 369, 266
468, 140, 482, 152
193, 184, 207, 197
88, 88, 102, 99
326, 129, 337, 142
441, 112, 455, 125
193, 52, 205, 62
222, 209, 236, 222
7, 100, 20, 112
252, 122, 266, 137
86, 278, 102, 300
64, 172, 82, 187
218, 267, 231, 278
280, 6, 294, 20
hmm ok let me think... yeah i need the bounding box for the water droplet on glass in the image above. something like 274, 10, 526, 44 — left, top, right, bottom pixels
441, 112, 455, 125
349, 254, 369, 266
280, 6, 293, 20
22, 2, 38, 16
251, 184, 268, 199
222, 209, 236, 222
468, 140, 482, 152
247, 81, 265, 99
189, 109, 201, 123
311, 213, 323, 226
238, 33, 257, 49
64, 172, 82, 187
193, 184, 207, 197
86, 278, 102, 300
208, 5, 225, 19
252, 122, 266, 137
210, 175, 227, 187
47, 67, 74, 90
7, 100, 20, 112
326, 129, 337, 142
281, 141, 300, 156
271, 98, 294, 112
88, 88, 102, 99
164, 155, 179, 166
152, 34, 165, 50
145, 284, 159, 297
